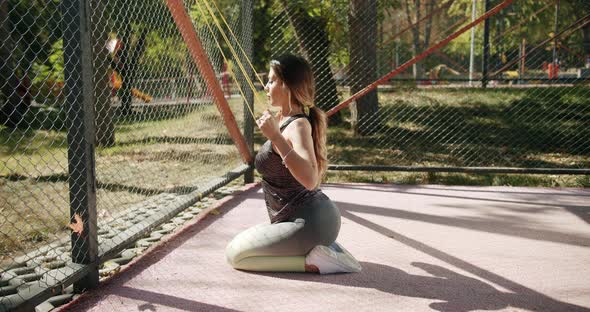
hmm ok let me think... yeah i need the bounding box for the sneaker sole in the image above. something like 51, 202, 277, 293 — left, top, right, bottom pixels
315, 245, 362, 274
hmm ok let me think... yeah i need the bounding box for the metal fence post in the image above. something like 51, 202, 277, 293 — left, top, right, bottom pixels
482, 0, 490, 88
552, 0, 560, 78
242, 0, 255, 183
468, 0, 477, 86
62, 0, 99, 292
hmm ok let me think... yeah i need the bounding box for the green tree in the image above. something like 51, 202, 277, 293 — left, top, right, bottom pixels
280, 0, 343, 124
401, 0, 444, 78
567, 0, 590, 62
1, 0, 61, 128
253, 0, 273, 73
443, 0, 588, 69
0, 0, 23, 128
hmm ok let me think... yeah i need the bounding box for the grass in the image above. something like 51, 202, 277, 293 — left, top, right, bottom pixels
325, 87, 589, 187
1, 87, 589, 261
328, 87, 590, 169
1, 98, 246, 261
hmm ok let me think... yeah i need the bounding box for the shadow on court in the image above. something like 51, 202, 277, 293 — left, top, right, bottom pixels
61, 183, 590, 312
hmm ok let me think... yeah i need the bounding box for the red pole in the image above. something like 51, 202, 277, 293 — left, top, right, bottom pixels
327, 0, 515, 117
165, 0, 252, 163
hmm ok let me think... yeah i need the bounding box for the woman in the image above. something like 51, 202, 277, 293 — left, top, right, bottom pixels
225, 54, 361, 274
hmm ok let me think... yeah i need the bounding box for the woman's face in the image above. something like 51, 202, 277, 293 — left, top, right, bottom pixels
265, 68, 288, 108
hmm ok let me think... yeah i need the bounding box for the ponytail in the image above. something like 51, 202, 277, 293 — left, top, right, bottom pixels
308, 106, 327, 183
270, 54, 327, 185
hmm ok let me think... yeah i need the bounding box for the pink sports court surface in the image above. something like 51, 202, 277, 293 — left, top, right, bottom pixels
60, 183, 590, 312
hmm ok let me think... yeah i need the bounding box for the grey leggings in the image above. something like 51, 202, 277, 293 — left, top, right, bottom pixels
225, 196, 341, 272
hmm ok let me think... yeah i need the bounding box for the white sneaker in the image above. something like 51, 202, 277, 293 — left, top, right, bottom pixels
306, 242, 362, 274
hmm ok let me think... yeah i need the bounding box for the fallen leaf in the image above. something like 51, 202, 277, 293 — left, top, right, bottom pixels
209, 209, 220, 215
68, 213, 84, 236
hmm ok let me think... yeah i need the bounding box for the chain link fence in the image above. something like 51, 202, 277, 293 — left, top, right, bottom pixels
1, 0, 590, 310
265, 0, 589, 174
1, 0, 254, 309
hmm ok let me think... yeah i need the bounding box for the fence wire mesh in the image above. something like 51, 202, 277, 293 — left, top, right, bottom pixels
1, 0, 73, 307
266, 0, 589, 171
89, 0, 247, 258
2, 0, 252, 309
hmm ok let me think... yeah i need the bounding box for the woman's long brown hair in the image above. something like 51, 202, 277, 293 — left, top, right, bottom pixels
270, 54, 328, 182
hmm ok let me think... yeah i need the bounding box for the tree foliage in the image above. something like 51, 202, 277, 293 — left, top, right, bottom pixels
4, 0, 588, 130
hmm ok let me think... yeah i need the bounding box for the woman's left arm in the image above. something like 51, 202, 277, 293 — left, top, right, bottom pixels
258, 110, 318, 189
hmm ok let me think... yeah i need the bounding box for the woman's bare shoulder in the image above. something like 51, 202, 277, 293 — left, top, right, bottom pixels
284, 117, 312, 137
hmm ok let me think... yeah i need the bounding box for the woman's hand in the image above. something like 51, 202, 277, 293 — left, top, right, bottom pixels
257, 110, 281, 141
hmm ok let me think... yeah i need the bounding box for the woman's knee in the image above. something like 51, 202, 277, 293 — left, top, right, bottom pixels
225, 220, 308, 268
225, 235, 246, 268
225, 228, 260, 267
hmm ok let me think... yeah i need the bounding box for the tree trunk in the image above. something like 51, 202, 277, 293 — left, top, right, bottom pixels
116, 24, 132, 116
128, 29, 147, 101
584, 25, 590, 60
406, 0, 422, 79
349, 0, 379, 136
424, 0, 435, 53
0, 1, 28, 128
91, 0, 115, 146
282, 2, 342, 125
116, 25, 147, 117
404, 0, 438, 80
